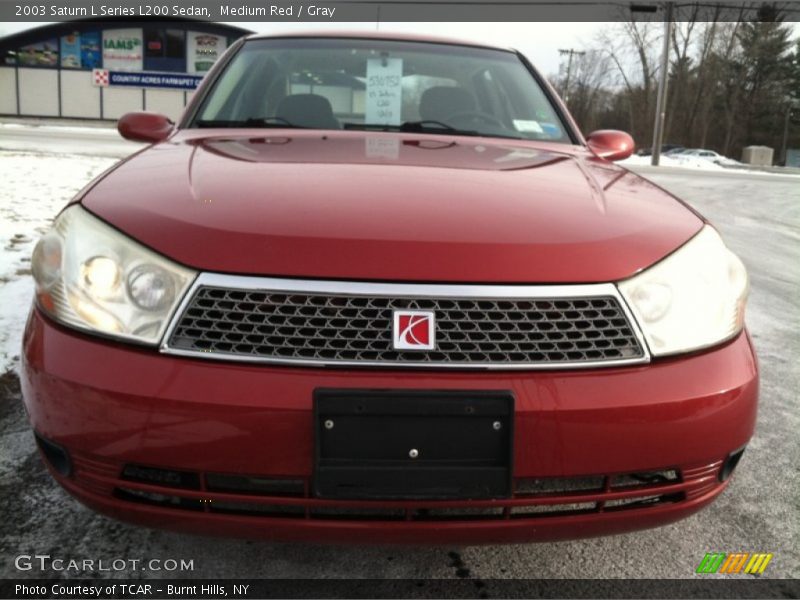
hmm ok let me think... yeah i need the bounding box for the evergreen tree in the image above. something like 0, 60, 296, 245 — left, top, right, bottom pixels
734, 16, 795, 148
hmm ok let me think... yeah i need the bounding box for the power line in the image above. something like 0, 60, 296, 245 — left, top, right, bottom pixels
651, 1, 674, 166
558, 48, 585, 102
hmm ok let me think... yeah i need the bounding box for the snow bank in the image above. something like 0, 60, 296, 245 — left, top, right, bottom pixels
0, 122, 119, 136
619, 154, 727, 171
621, 153, 800, 177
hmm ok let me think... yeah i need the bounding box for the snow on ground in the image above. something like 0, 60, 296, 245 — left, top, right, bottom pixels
0, 122, 144, 158
620, 153, 800, 177
0, 152, 118, 372
619, 153, 728, 170
0, 122, 118, 134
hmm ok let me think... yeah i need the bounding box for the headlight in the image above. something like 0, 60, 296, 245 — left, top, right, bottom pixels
31, 205, 196, 345
618, 225, 748, 357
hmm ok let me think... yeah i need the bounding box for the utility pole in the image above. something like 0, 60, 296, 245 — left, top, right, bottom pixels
780, 105, 793, 165
558, 48, 584, 103
651, 1, 674, 167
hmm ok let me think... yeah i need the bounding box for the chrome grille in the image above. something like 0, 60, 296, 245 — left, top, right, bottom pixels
164, 275, 647, 369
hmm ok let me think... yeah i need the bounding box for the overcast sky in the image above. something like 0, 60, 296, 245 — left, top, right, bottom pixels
3, 20, 798, 77
0, 21, 607, 75
242, 21, 608, 75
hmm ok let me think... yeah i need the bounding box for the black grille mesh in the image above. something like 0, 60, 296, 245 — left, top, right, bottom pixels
166, 286, 644, 367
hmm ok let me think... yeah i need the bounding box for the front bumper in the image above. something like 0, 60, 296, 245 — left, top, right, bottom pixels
21, 308, 758, 544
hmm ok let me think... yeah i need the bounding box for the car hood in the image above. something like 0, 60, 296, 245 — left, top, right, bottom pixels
81, 131, 703, 283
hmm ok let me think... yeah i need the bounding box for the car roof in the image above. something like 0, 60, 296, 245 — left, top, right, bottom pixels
245, 30, 515, 53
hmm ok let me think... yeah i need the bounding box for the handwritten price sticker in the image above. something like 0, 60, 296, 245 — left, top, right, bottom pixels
365, 58, 403, 126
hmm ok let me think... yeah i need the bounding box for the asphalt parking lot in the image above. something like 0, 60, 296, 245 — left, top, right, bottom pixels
0, 129, 797, 583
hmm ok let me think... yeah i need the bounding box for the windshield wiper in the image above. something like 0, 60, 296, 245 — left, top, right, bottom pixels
194, 117, 307, 129
401, 120, 477, 134
344, 120, 525, 140
345, 120, 479, 137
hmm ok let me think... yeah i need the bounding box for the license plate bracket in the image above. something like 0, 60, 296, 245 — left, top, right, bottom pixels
313, 389, 514, 500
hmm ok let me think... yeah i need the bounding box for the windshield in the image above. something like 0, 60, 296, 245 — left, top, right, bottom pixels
190, 38, 571, 142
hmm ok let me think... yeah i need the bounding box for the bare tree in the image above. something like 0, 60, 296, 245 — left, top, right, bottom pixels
597, 21, 660, 146
663, 7, 701, 142
562, 50, 614, 132
568, 10, 796, 161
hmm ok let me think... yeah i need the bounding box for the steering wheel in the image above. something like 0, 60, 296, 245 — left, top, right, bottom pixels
447, 111, 506, 129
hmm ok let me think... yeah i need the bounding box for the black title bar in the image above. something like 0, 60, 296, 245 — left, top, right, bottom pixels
2, 1, 800, 22
2, 578, 800, 599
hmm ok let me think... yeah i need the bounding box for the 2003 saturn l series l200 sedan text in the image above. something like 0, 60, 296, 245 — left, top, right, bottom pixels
21, 32, 757, 544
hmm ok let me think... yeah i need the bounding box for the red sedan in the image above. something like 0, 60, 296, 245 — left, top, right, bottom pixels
22, 33, 756, 544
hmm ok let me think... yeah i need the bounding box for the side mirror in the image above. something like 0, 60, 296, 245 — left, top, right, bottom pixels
118, 112, 174, 143
586, 130, 635, 162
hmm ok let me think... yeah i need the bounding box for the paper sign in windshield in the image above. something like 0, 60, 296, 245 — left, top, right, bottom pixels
366, 58, 403, 125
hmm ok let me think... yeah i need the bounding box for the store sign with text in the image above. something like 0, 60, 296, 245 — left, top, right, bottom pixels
93, 68, 203, 90
187, 32, 226, 74
102, 28, 143, 71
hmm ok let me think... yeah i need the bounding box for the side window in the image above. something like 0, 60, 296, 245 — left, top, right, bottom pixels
199, 50, 263, 120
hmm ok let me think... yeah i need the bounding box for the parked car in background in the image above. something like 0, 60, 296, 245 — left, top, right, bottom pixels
675, 148, 724, 161
636, 144, 684, 157
664, 146, 690, 156
669, 148, 742, 168
22, 32, 757, 544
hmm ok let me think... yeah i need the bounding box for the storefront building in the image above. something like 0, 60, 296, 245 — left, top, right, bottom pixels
0, 20, 251, 121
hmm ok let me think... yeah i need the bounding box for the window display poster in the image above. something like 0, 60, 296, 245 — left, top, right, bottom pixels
187, 32, 226, 74
80, 31, 101, 70
60, 33, 81, 68
18, 39, 58, 67
103, 28, 143, 72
